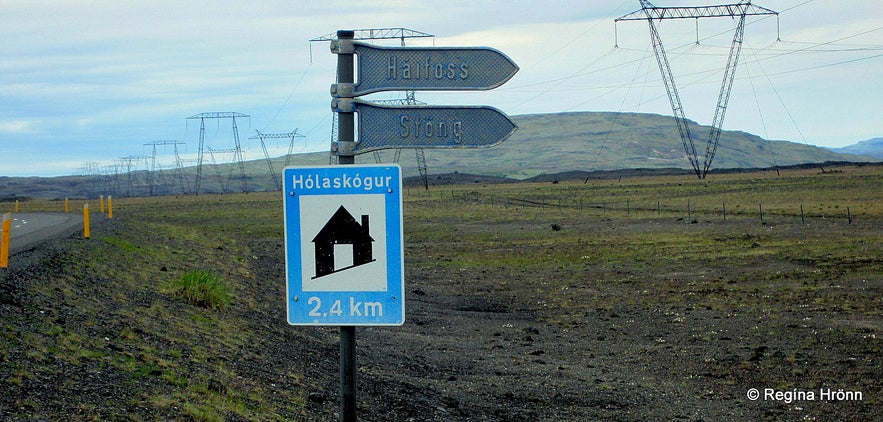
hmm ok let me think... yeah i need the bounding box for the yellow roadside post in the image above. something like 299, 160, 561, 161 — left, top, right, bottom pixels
1, 213, 11, 268
99, 195, 105, 213
107, 195, 113, 219
84, 203, 91, 239
65, 198, 70, 213
15, 200, 20, 212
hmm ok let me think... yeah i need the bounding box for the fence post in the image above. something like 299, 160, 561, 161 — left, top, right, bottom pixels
722, 202, 727, 221
800, 204, 805, 224
847, 207, 852, 225
687, 200, 691, 221
83, 204, 90, 239
1, 213, 11, 268
759, 204, 764, 223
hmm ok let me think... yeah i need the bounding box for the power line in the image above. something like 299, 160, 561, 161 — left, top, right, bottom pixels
263, 64, 312, 132
742, 53, 779, 174
512, 20, 881, 98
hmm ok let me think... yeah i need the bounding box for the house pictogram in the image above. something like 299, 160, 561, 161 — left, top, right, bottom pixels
312, 205, 375, 279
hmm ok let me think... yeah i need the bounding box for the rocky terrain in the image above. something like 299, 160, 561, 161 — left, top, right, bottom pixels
1, 171, 880, 420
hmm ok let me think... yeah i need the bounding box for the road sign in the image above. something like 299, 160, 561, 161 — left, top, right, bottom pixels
340, 42, 518, 96
283, 164, 404, 326
344, 100, 517, 153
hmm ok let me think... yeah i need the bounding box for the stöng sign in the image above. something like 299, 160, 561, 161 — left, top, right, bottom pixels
331, 99, 517, 153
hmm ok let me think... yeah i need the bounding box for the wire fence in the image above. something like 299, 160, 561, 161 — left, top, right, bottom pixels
406, 188, 868, 226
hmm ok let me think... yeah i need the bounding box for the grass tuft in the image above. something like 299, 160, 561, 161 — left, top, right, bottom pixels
166, 270, 232, 311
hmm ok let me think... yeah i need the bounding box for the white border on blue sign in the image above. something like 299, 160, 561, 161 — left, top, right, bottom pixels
283, 164, 404, 326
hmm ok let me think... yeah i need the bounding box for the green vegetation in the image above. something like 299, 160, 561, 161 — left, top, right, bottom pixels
404, 165, 882, 329
165, 270, 232, 310
1, 164, 879, 419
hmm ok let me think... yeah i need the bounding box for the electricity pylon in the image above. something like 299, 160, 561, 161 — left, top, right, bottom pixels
145, 140, 186, 196
118, 155, 150, 197
616, 1, 778, 178
249, 129, 306, 191
187, 112, 249, 194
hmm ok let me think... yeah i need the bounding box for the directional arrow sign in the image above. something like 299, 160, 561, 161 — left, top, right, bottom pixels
349, 42, 519, 96
351, 100, 517, 153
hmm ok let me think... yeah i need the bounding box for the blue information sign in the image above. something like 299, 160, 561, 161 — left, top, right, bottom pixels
283, 164, 404, 326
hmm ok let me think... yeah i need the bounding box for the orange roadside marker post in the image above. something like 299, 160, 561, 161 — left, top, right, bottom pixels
65, 198, 70, 213
1, 213, 11, 268
83, 204, 91, 239
99, 195, 105, 213
107, 195, 113, 219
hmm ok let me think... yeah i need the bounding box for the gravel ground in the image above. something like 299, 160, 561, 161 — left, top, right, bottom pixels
1, 208, 880, 421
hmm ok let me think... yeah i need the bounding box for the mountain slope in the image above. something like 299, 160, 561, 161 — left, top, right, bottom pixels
411, 111, 877, 179
826, 137, 883, 159
1, 111, 878, 199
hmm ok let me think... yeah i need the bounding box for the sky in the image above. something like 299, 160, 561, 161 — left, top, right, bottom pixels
1, 0, 881, 177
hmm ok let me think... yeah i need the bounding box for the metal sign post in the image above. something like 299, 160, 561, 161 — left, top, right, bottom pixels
336, 30, 357, 422
301, 29, 519, 421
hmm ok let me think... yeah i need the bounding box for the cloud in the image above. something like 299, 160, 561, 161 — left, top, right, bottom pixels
0, 0, 880, 176
0, 120, 36, 134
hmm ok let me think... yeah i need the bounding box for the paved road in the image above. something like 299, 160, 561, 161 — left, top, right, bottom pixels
5, 212, 85, 255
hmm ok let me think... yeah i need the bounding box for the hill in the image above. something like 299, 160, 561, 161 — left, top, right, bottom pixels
408, 111, 877, 180
1, 111, 877, 199
252, 111, 879, 181
826, 137, 883, 159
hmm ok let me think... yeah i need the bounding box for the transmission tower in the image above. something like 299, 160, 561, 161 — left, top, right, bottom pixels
205, 147, 240, 194
78, 162, 103, 198
616, 1, 778, 178
100, 164, 121, 197
249, 129, 306, 191
119, 155, 150, 197
187, 112, 249, 195
145, 140, 186, 196
310, 28, 434, 189
369, 96, 433, 189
